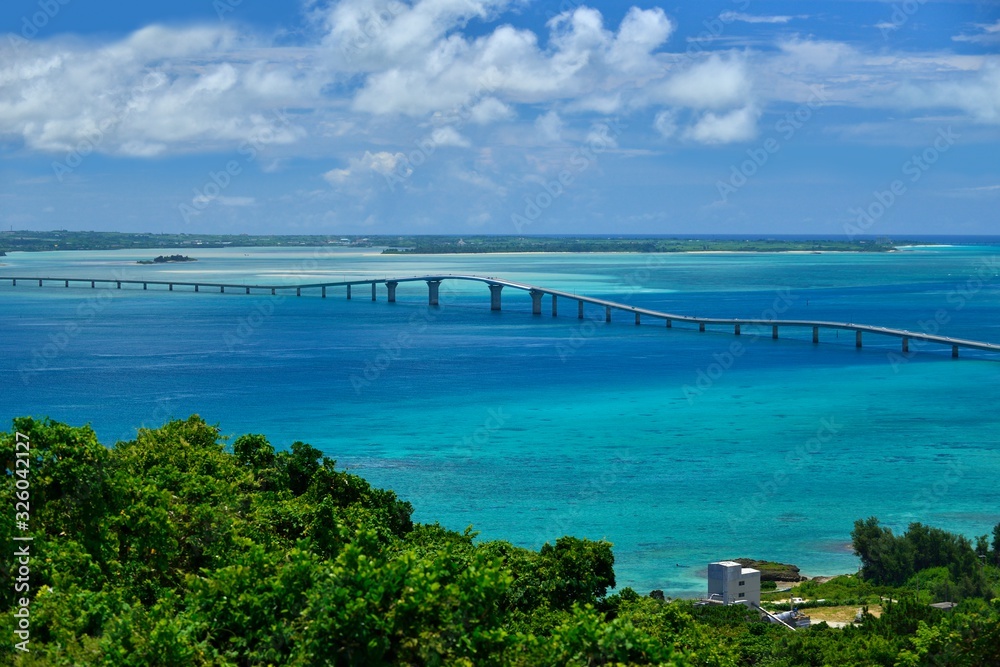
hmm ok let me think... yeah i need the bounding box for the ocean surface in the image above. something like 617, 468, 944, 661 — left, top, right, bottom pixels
2, 244, 999, 596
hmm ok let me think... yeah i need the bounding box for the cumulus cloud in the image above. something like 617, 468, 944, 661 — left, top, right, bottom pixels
0, 25, 311, 155
535, 110, 564, 142
896, 58, 1000, 124
429, 126, 470, 148
324, 150, 408, 185
468, 97, 514, 124
651, 54, 752, 109
684, 105, 759, 144
347, 4, 674, 116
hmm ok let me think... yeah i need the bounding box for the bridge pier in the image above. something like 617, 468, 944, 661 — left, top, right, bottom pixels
605, 306, 611, 323
735, 323, 741, 335
11, 279, 15, 286
64, 279, 69, 287
529, 289, 543, 315
372, 283, 377, 301
812, 326, 818, 343
387, 281, 398, 303
489, 284, 503, 311
427, 280, 441, 306
699, 322, 705, 332
902, 337, 909, 353
552, 294, 557, 317
322, 286, 326, 298
296, 287, 301, 297
271, 288, 275, 295
952, 345, 959, 358
116, 281, 121, 289
246, 287, 250, 295
169, 283, 173, 291
772, 325, 778, 339
856, 331, 862, 348
221, 286, 225, 293
635, 312, 641, 325
666, 318, 671, 328
578, 301, 584, 319
38, 279, 42, 287
144, 283, 148, 290
195, 285, 199, 292
347, 284, 352, 300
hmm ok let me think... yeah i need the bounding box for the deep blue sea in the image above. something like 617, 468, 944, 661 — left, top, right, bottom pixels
2, 245, 999, 596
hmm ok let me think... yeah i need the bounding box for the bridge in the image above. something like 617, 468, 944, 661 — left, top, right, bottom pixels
3, 273, 999, 358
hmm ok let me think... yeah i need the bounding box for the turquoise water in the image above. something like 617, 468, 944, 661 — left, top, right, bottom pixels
2, 246, 999, 595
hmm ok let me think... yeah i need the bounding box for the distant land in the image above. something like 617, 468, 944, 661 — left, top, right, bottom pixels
136, 254, 196, 265
0, 230, 915, 254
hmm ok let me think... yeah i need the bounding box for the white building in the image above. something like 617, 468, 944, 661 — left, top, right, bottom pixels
707, 561, 761, 606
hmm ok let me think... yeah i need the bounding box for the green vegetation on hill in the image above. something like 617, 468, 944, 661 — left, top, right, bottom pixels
2, 417, 999, 666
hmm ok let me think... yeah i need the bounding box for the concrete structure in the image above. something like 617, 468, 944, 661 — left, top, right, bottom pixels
707, 561, 761, 606
3, 272, 999, 359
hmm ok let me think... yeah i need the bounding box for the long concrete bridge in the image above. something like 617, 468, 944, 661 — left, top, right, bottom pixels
3, 273, 998, 358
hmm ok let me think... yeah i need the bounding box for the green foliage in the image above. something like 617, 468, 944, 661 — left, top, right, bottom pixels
4, 417, 998, 666
851, 517, 993, 599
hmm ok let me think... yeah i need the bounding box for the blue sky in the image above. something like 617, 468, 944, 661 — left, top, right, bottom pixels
2, 0, 998, 236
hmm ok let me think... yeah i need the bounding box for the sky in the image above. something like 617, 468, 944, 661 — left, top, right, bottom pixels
1, 0, 999, 237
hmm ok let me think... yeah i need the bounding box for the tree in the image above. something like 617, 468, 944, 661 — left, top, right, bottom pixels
992, 522, 1000, 566
852, 517, 915, 585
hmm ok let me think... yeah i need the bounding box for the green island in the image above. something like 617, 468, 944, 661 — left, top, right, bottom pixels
2, 417, 999, 666
0, 230, 906, 254
136, 255, 196, 265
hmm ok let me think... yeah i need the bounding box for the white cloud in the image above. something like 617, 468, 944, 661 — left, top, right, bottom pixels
535, 110, 564, 142
0, 25, 311, 155
324, 150, 408, 185
653, 109, 678, 138
719, 12, 797, 25
429, 126, 471, 148
953, 20, 1000, 45
897, 58, 1000, 124
468, 97, 514, 124
651, 54, 753, 109
684, 105, 759, 144
348, 5, 673, 116
217, 196, 256, 206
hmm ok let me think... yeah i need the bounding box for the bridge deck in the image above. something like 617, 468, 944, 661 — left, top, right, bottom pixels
3, 273, 998, 355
